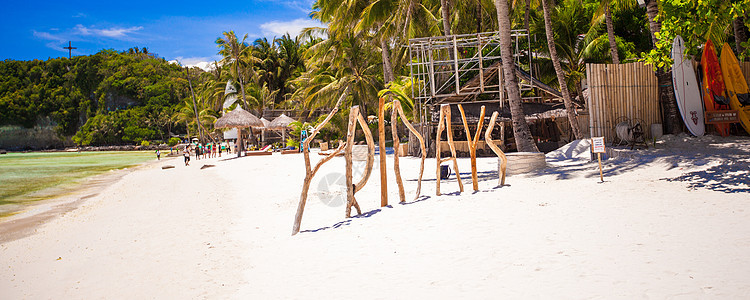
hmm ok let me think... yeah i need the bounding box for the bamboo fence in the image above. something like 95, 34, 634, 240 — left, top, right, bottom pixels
586, 61, 750, 142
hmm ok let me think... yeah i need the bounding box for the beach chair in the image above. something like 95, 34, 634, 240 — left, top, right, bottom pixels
244, 145, 273, 156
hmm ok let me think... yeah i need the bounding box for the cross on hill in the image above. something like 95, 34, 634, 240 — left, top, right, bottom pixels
63, 41, 77, 59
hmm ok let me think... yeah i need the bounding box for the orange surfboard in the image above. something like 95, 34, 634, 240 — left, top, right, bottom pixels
700, 40, 731, 136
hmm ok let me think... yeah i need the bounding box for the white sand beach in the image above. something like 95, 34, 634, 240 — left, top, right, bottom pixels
2, 134, 750, 298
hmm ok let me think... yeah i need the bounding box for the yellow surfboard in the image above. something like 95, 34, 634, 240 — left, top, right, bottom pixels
720, 43, 750, 135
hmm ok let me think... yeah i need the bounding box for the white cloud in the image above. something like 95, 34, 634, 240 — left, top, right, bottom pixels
261, 0, 315, 13
33, 31, 66, 42
259, 18, 321, 38
74, 24, 143, 39
169, 57, 217, 72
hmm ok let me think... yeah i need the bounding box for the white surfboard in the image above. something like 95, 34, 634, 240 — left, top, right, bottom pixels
672, 35, 705, 136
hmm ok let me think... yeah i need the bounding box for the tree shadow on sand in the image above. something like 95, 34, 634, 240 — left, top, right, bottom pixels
533, 140, 750, 193
300, 208, 383, 234
662, 160, 750, 193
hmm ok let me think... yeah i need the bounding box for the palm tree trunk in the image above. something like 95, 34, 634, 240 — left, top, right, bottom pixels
525, 0, 531, 34
441, 0, 452, 36
542, 0, 583, 140
186, 67, 204, 142
645, 0, 681, 134
734, 16, 747, 56
476, 0, 483, 33
605, 5, 620, 64
381, 38, 395, 83
495, 0, 539, 152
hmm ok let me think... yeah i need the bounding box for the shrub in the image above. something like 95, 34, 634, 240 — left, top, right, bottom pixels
140, 140, 151, 146
168, 137, 180, 146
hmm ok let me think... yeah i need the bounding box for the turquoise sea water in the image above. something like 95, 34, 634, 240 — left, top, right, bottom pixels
0, 151, 154, 216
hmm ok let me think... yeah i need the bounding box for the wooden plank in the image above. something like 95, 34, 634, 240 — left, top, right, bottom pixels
705, 110, 740, 124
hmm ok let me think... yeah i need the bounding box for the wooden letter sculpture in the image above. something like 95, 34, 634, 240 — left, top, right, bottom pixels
435, 104, 464, 195
485, 111, 508, 186
292, 90, 349, 235
377, 97, 388, 207
458, 104, 486, 192
345, 106, 375, 218
390, 100, 427, 202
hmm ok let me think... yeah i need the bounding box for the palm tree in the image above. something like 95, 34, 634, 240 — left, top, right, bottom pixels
541, 0, 583, 139
495, 0, 539, 152
216, 31, 253, 112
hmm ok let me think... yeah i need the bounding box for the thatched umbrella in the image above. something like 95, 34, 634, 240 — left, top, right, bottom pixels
268, 114, 296, 145
215, 107, 263, 157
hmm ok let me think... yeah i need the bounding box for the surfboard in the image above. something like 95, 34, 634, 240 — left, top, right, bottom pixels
700, 39, 731, 136
672, 36, 705, 136
719, 43, 750, 135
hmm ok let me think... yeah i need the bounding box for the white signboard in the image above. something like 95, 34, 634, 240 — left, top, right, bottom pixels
592, 137, 606, 153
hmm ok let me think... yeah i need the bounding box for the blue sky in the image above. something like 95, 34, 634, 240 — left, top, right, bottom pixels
0, 0, 320, 69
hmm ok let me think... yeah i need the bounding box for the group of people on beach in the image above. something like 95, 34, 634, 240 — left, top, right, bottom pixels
193, 143, 223, 160
181, 142, 231, 166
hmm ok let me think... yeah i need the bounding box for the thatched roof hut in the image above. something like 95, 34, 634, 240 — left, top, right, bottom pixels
268, 114, 296, 130
215, 107, 263, 129
268, 114, 296, 144
214, 107, 263, 157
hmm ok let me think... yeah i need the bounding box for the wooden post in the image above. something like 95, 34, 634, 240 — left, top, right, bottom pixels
436, 104, 464, 195
378, 97, 388, 207
598, 153, 604, 182
485, 111, 507, 186
458, 104, 485, 192
292, 88, 349, 235
392, 100, 427, 201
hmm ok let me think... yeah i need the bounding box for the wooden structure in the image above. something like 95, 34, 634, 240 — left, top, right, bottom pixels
586, 62, 660, 142
457, 104, 485, 192
344, 106, 375, 218
435, 104, 463, 195
391, 100, 427, 202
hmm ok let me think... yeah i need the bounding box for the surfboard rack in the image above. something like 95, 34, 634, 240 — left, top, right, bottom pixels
705, 110, 739, 124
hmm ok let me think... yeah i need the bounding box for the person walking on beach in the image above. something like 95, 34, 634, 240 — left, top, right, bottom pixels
156, 149, 161, 160
183, 147, 191, 166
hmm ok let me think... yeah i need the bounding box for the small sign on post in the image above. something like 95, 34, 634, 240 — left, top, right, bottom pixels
591, 137, 605, 182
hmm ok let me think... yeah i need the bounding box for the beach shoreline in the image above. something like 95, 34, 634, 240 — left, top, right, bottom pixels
0, 157, 168, 243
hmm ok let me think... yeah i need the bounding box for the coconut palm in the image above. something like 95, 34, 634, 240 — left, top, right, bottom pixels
495, 0, 538, 152
216, 31, 254, 111
540, 0, 583, 139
